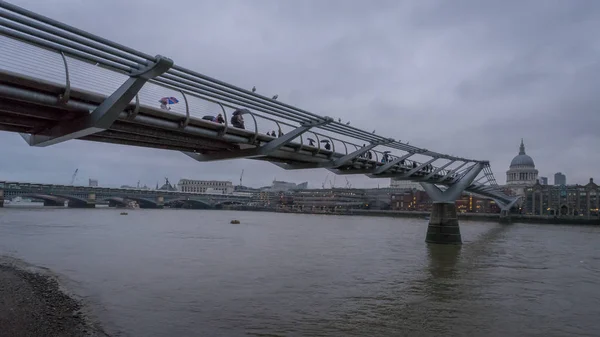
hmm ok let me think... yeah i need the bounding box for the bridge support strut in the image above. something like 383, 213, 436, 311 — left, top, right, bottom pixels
21, 55, 173, 147
184, 117, 334, 162
269, 139, 394, 171
494, 197, 521, 224
420, 162, 484, 245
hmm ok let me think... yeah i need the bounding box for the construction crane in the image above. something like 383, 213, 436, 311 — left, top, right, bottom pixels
239, 169, 244, 187
70, 169, 78, 185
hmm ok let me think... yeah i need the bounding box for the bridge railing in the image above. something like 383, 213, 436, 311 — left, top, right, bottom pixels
0, 2, 514, 202
1, 34, 405, 169
0, 3, 482, 157
1, 33, 461, 180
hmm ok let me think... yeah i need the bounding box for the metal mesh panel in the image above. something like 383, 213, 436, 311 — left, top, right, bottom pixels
0, 35, 65, 85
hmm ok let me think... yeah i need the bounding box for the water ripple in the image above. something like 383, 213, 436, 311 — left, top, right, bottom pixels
0, 209, 599, 336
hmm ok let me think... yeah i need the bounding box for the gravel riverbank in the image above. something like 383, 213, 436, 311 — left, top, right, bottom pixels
0, 262, 109, 337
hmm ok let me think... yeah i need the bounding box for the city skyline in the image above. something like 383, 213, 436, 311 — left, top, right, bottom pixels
1, 0, 599, 188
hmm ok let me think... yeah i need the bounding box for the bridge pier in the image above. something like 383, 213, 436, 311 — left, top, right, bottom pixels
67, 192, 96, 208
156, 196, 164, 209
495, 198, 520, 224
426, 202, 462, 244
0, 189, 4, 207
499, 210, 511, 224
421, 162, 485, 245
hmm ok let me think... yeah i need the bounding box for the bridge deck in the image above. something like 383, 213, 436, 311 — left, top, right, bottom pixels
0, 67, 458, 184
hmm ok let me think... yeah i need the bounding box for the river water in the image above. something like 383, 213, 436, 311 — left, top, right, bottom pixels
0, 208, 599, 337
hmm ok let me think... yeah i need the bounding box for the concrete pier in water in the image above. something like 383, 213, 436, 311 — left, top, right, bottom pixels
426, 202, 462, 244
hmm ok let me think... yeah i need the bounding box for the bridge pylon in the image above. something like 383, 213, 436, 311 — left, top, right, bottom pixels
420, 162, 485, 245
494, 197, 521, 224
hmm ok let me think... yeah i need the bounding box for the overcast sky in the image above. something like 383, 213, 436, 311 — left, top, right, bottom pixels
1, 0, 599, 188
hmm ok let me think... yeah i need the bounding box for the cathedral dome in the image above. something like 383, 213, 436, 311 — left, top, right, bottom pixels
506, 139, 538, 189
510, 154, 535, 167
510, 139, 535, 168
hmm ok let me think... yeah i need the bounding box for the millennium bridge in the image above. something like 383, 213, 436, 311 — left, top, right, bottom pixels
0, 2, 519, 244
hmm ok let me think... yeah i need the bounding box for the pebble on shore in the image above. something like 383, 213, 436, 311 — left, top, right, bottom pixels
0, 263, 108, 337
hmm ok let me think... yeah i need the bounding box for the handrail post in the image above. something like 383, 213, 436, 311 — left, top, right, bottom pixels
178, 90, 190, 128
58, 51, 70, 103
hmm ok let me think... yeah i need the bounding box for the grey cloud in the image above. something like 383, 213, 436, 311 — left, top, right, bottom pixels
2, 0, 600, 188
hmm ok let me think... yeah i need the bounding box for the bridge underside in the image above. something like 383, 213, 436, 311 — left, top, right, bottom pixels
0, 73, 237, 153
165, 199, 212, 209
102, 197, 131, 208
123, 197, 162, 209
0, 72, 513, 207
12, 193, 95, 208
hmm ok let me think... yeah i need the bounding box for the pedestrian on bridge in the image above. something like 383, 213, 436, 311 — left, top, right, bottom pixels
231, 109, 246, 129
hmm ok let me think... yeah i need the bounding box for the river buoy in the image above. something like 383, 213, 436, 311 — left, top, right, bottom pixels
230, 220, 240, 224
120, 212, 128, 215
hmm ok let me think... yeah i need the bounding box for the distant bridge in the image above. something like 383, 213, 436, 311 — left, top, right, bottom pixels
0, 181, 251, 209
0, 2, 519, 244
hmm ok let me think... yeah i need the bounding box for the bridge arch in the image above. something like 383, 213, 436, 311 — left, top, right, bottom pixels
51, 194, 89, 205
214, 200, 245, 209
16, 193, 65, 206
124, 196, 160, 209
165, 197, 213, 209
99, 197, 129, 207
17, 193, 91, 206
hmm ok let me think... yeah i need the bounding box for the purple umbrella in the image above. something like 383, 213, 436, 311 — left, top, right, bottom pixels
159, 97, 179, 105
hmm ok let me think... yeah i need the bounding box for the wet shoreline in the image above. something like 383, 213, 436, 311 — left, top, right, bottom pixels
0, 260, 109, 337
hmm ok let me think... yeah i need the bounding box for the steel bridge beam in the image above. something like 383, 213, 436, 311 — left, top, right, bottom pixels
266, 140, 392, 171
332, 139, 393, 167
438, 162, 468, 182
422, 160, 454, 180
371, 152, 415, 175
20, 56, 173, 147
420, 162, 484, 203
403, 157, 438, 178
494, 197, 521, 212
184, 117, 333, 162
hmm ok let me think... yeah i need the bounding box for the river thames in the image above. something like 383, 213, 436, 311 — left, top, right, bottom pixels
0, 207, 599, 336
